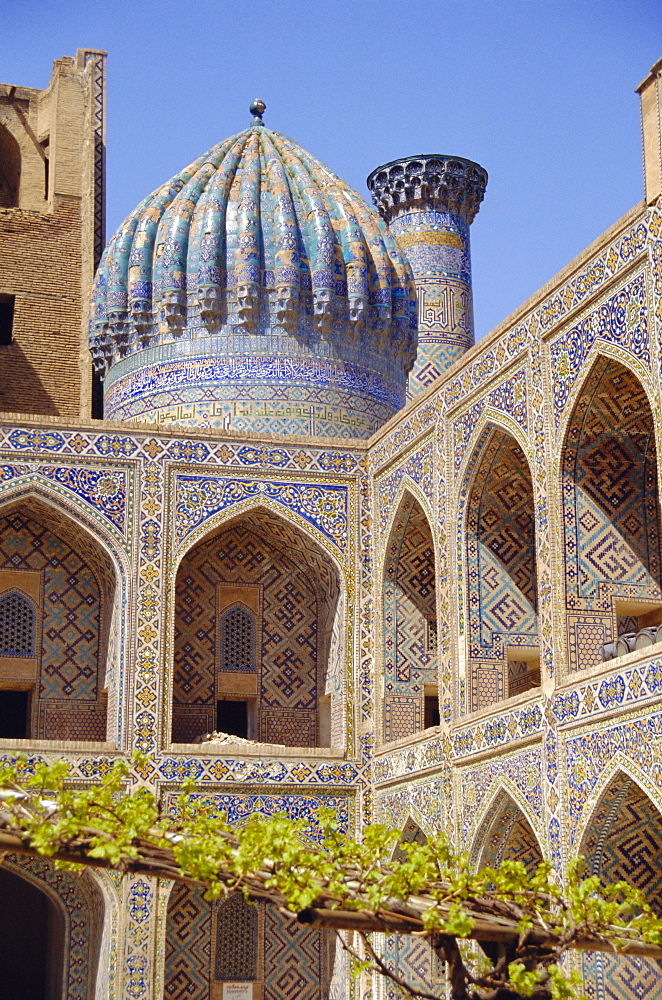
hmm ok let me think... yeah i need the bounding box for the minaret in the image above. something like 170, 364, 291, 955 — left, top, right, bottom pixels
367, 155, 488, 394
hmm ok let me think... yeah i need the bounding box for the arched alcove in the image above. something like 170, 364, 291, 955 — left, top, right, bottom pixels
382, 492, 438, 742
464, 428, 538, 712
0, 865, 63, 1000
562, 357, 662, 671
472, 791, 543, 874
172, 506, 343, 748
0, 123, 21, 208
3, 853, 107, 1000
164, 883, 333, 1000
579, 772, 662, 999
0, 499, 118, 741
384, 818, 441, 997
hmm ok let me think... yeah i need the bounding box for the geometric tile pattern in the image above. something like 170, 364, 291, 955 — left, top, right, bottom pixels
475, 796, 543, 873
164, 883, 211, 1000
0, 511, 107, 740
581, 775, 662, 1000
563, 359, 662, 670
466, 428, 538, 654
464, 429, 538, 710
383, 496, 437, 740
215, 893, 258, 980
264, 906, 324, 1000
172, 520, 319, 746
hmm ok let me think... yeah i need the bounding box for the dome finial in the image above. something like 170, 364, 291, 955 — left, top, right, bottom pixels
250, 99, 266, 125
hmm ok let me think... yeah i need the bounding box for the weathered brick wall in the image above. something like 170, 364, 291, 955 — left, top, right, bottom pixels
0, 200, 84, 415
0, 51, 104, 418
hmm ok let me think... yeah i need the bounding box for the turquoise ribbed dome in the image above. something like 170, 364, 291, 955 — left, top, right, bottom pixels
89, 120, 418, 438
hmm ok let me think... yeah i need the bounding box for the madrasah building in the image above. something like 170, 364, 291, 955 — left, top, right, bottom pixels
0, 46, 662, 1000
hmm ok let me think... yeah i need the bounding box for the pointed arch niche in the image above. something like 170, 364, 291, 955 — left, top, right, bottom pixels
562, 358, 662, 672
472, 790, 543, 874
464, 427, 539, 713
171, 506, 343, 748
1, 854, 108, 1000
165, 882, 335, 1000
0, 499, 119, 742
384, 818, 443, 994
579, 773, 662, 1000
382, 492, 438, 743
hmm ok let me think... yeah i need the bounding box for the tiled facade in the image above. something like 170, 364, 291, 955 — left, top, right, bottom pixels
0, 47, 662, 1000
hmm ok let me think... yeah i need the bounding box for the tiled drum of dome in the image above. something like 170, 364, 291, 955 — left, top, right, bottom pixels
563, 360, 662, 671
581, 776, 662, 1000
383, 497, 437, 741
465, 430, 538, 711
0, 512, 107, 740
173, 523, 320, 746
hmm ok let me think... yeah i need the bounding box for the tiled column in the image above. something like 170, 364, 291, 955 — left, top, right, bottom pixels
368, 154, 487, 393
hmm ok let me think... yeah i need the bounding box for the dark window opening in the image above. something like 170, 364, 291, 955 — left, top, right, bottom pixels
91, 370, 104, 419
424, 694, 440, 729
41, 137, 49, 200
217, 699, 248, 739
0, 294, 15, 346
0, 867, 51, 1000
0, 690, 29, 739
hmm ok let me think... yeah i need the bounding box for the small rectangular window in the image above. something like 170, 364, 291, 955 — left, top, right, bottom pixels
424, 686, 440, 729
217, 699, 248, 739
0, 690, 29, 738
41, 136, 50, 199
0, 294, 15, 346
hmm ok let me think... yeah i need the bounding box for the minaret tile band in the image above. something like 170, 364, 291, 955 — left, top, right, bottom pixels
367, 155, 488, 393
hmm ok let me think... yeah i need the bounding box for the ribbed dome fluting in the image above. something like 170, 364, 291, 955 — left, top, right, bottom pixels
90, 122, 417, 439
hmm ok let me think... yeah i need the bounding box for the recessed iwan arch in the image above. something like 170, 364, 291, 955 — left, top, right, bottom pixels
0, 486, 130, 747
458, 421, 540, 714
576, 765, 662, 1000
469, 785, 543, 873
380, 488, 439, 744
168, 502, 347, 751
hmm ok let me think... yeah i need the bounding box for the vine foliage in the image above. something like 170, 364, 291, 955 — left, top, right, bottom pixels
0, 754, 660, 1000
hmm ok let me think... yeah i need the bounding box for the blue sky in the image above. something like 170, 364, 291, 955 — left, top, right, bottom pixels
3, 0, 661, 339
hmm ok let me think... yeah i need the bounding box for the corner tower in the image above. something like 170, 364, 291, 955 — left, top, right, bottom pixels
367, 154, 487, 393
90, 103, 417, 439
